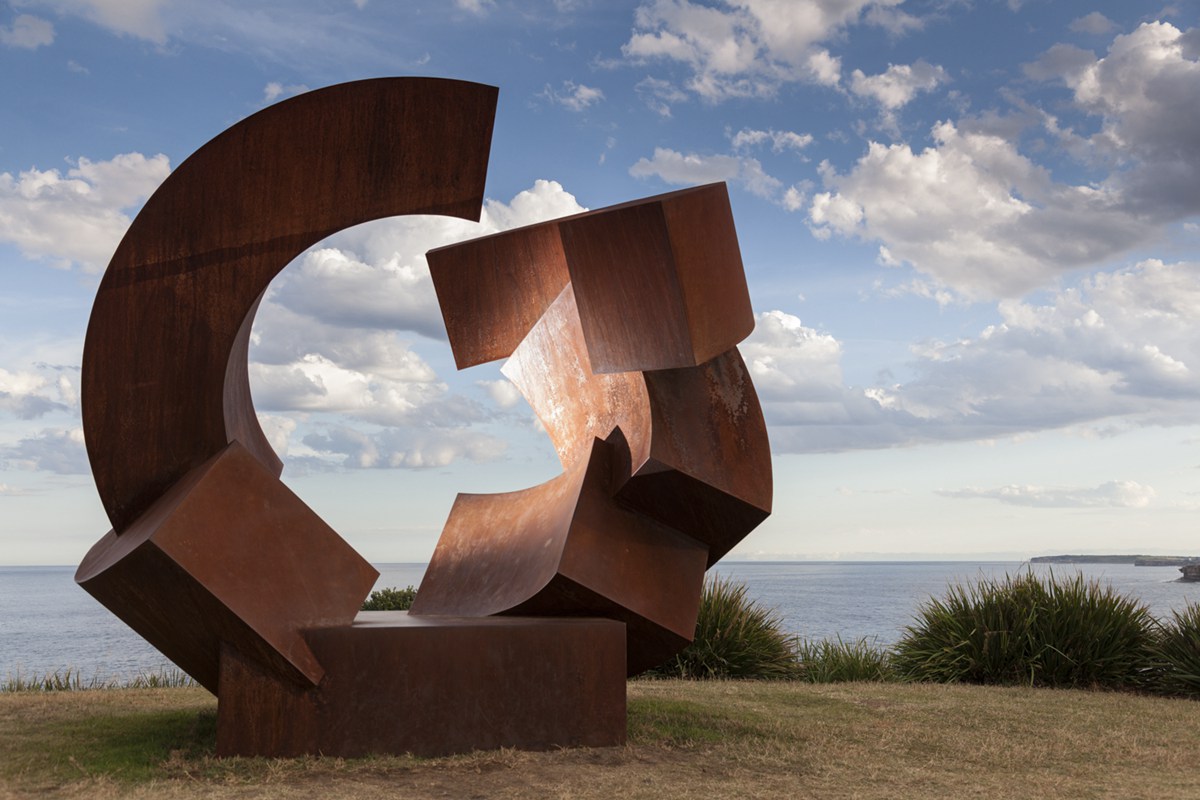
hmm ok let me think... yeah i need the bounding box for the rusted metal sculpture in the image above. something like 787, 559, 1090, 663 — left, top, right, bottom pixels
76, 77, 771, 758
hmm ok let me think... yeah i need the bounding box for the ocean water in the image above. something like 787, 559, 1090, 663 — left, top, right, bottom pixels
4, 561, 1200, 684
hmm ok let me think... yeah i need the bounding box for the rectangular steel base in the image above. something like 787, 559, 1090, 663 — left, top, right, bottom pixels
215, 612, 627, 758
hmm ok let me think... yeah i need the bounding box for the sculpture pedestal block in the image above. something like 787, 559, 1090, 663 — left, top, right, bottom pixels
215, 612, 627, 758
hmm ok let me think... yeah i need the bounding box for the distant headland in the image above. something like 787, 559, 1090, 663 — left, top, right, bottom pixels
1030, 554, 1200, 567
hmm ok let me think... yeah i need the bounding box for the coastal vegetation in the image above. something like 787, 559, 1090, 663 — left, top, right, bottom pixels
355, 572, 1200, 697
892, 571, 1160, 690
359, 585, 417, 611
649, 575, 800, 680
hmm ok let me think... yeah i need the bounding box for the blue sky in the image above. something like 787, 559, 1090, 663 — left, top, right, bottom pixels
2, 0, 1198, 565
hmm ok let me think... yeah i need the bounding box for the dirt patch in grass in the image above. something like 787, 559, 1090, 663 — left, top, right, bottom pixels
2, 681, 1197, 799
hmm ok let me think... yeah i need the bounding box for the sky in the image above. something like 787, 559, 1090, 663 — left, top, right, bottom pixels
1, 0, 1198, 566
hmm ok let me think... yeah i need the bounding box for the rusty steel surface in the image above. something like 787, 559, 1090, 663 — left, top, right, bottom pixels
216, 613, 627, 758
418, 182, 771, 674
76, 77, 771, 757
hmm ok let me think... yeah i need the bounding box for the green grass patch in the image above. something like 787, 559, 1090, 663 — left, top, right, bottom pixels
626, 695, 772, 746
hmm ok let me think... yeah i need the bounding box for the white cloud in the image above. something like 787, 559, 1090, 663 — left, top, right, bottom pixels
301, 425, 506, 469
808, 121, 1152, 299
541, 80, 606, 112
630, 146, 807, 208
634, 75, 689, 116
0, 13, 54, 48
15, 0, 169, 43
940, 480, 1155, 509
263, 81, 309, 103
749, 259, 1200, 454
863, 4, 923, 36
0, 152, 170, 272
849, 60, 947, 110
742, 311, 844, 401
731, 127, 813, 153
455, 0, 495, 15
1068, 12, 1115, 35
0, 483, 32, 496
2, 427, 89, 474
0, 366, 77, 419
621, 0, 909, 100
477, 379, 523, 409
1026, 21, 1200, 219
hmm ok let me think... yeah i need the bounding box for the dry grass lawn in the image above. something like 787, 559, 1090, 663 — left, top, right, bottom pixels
2, 680, 1198, 799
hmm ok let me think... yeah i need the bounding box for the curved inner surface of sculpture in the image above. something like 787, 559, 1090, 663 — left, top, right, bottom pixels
75, 77, 772, 758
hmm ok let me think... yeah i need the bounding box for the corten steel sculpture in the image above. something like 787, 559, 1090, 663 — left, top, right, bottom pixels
76, 77, 771, 758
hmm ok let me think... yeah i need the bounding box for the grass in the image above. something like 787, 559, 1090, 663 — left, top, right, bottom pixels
2, 669, 195, 693
795, 636, 893, 682
892, 570, 1160, 689
652, 575, 800, 679
1156, 602, 1200, 697
2, 681, 1199, 799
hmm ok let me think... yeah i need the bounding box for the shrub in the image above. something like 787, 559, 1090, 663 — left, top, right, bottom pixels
1155, 602, 1200, 697
796, 636, 895, 682
361, 585, 417, 611
892, 570, 1158, 690
653, 574, 800, 680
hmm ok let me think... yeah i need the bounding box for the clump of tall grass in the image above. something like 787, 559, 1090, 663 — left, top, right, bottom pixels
361, 585, 417, 611
1154, 602, 1200, 697
892, 571, 1159, 690
796, 636, 894, 682
654, 575, 800, 680
2, 668, 194, 692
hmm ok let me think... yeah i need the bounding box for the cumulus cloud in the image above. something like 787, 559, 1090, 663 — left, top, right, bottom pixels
541, 80, 605, 111
809, 23, 1200, 301
0, 366, 77, 419
1025, 21, 1200, 219
0, 152, 170, 271
939, 480, 1155, 508
1, 427, 89, 474
808, 121, 1152, 299
621, 0, 910, 101
630, 146, 808, 209
748, 259, 1200, 454
0, 13, 54, 47
848, 60, 947, 110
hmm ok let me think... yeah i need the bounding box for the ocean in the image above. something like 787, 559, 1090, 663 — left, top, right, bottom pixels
4, 561, 1200, 684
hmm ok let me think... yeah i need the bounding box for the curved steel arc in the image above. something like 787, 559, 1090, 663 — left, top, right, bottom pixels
82, 78, 498, 532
